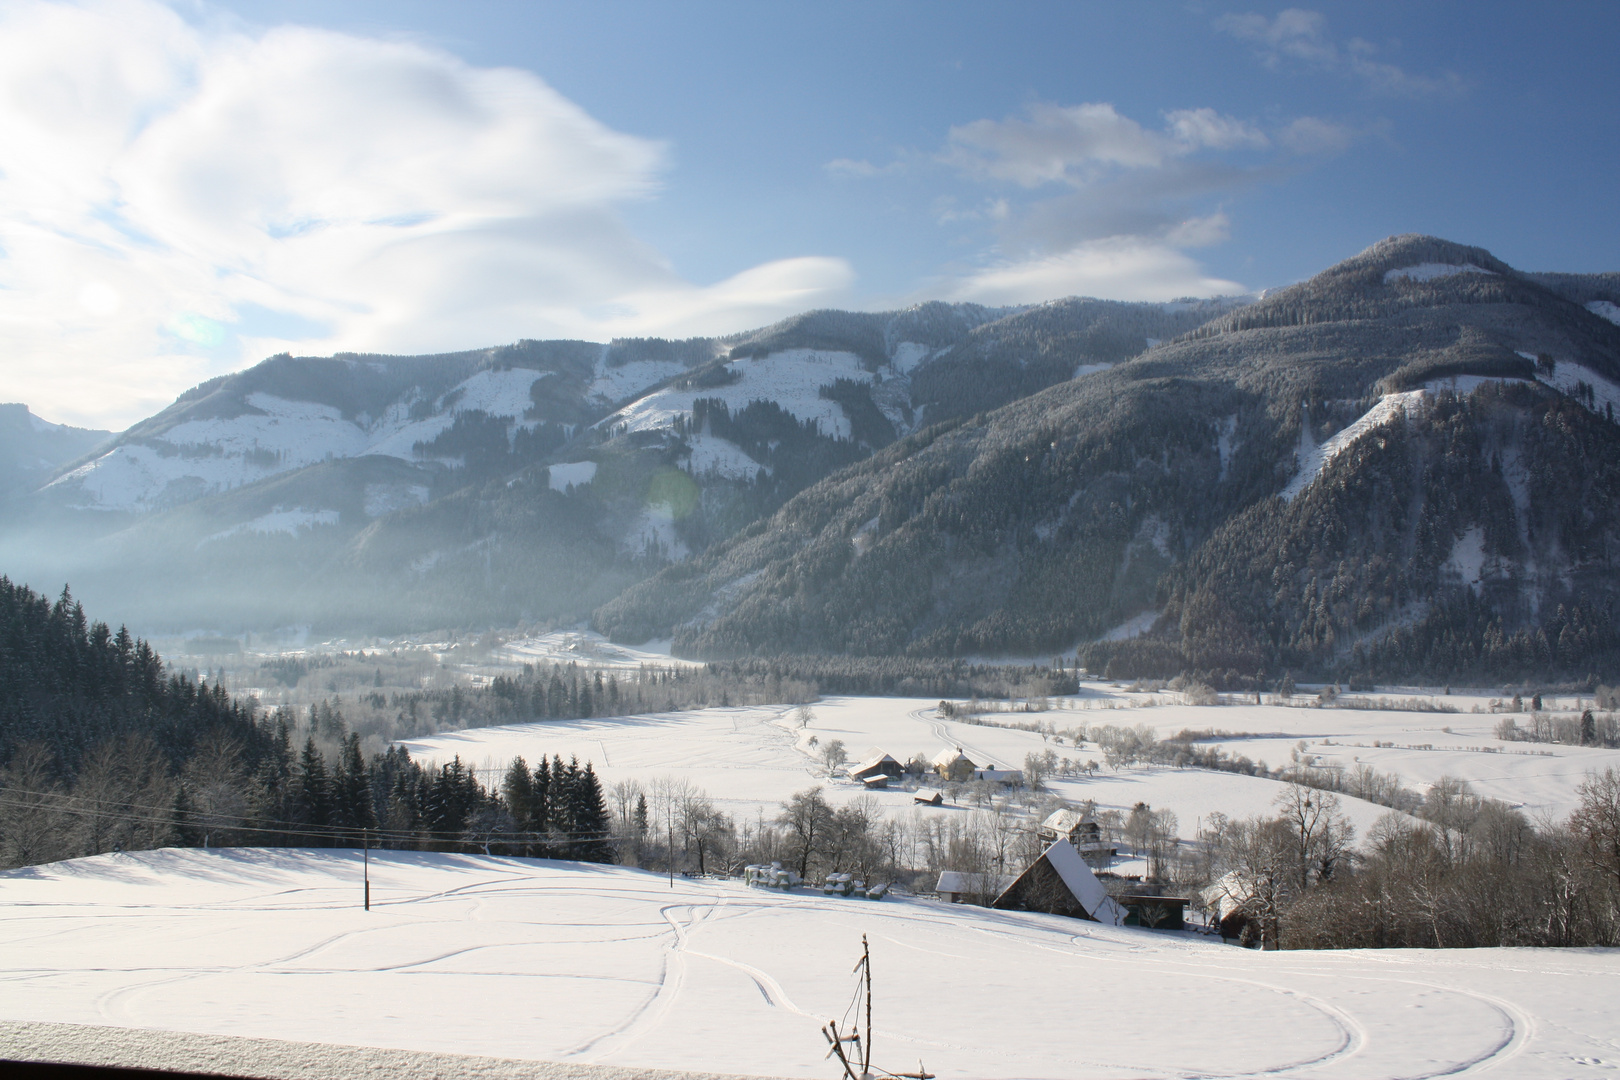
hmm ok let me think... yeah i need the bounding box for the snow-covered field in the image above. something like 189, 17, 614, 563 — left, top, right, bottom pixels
500, 630, 702, 671
4, 848, 1616, 1079
402, 687, 1620, 835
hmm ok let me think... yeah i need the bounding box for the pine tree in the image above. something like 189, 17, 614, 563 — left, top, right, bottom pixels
333, 733, 375, 836
573, 763, 615, 863
532, 756, 552, 855
502, 756, 535, 854
294, 737, 333, 841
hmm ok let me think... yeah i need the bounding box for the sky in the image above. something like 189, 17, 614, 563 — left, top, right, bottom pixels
3, 1, 1618, 431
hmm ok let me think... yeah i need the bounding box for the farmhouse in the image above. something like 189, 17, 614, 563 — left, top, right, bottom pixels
990, 838, 1126, 924
1040, 808, 1117, 867
931, 747, 976, 781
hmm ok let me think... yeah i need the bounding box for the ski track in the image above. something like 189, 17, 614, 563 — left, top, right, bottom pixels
4, 848, 1608, 1079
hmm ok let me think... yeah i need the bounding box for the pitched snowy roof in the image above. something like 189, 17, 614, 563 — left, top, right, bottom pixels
848, 751, 901, 776
994, 838, 1126, 925
1042, 808, 1087, 833
932, 746, 974, 768
1200, 871, 1254, 922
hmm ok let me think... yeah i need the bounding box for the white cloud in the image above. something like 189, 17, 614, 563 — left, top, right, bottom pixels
1217, 9, 1337, 67
1163, 212, 1232, 249
824, 157, 904, 179
1276, 115, 1356, 155
943, 234, 1248, 307
1164, 108, 1270, 152
944, 102, 1267, 188
0, 0, 850, 429
1219, 9, 1465, 97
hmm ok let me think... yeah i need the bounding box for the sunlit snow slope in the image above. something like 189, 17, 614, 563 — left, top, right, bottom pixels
0, 848, 1612, 1079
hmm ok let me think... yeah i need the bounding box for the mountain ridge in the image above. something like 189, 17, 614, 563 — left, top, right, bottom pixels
2, 295, 1243, 634
593, 235, 1620, 683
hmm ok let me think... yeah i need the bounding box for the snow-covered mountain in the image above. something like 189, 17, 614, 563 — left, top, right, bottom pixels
41, 341, 645, 514
0, 404, 110, 503
3, 296, 1247, 634
596, 236, 1620, 683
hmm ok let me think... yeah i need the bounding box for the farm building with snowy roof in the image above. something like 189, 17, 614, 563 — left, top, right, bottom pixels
991, 838, 1126, 925
846, 751, 903, 783
931, 747, 976, 782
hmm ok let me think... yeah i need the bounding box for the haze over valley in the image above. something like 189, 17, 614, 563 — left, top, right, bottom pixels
4, 4, 1620, 1079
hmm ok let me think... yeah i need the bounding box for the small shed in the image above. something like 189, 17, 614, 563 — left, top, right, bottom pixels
990, 838, 1126, 924
913, 788, 945, 806
861, 774, 891, 790
1117, 893, 1190, 930
847, 751, 904, 782
932, 747, 977, 782
1201, 872, 1266, 945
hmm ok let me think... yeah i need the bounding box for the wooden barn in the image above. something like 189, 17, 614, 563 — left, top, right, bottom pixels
991, 838, 1126, 925
913, 788, 945, 806
847, 751, 903, 783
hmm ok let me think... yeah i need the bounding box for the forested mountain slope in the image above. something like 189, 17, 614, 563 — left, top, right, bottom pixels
2, 298, 1243, 634
0, 405, 109, 502
595, 235, 1620, 684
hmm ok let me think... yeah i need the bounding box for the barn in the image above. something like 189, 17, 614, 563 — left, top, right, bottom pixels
990, 838, 1126, 924
847, 751, 904, 783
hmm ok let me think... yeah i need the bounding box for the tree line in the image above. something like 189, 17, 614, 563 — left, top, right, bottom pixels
1192, 772, 1620, 949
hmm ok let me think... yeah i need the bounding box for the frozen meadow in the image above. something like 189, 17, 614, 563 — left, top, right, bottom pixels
400, 686, 1620, 837
10, 683, 1620, 1077
3, 848, 1617, 1079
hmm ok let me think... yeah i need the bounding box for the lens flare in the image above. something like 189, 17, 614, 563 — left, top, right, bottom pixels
169, 313, 228, 347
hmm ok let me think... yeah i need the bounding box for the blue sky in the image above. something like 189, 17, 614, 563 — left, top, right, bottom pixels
3, 1, 1617, 428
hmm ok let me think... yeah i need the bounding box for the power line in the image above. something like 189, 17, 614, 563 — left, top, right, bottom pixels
0, 789, 615, 848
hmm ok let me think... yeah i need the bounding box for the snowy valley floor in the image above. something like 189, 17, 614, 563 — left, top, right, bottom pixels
400, 690, 1620, 852
2, 849, 1618, 1079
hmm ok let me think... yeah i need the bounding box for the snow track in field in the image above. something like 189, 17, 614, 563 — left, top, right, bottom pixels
4, 849, 1611, 1078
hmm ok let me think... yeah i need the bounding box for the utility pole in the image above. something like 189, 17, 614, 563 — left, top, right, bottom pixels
667, 801, 674, 888
861, 934, 872, 1079
363, 829, 371, 911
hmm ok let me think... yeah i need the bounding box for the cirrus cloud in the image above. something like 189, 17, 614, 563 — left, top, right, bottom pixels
1218, 9, 1466, 98
0, 0, 851, 429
